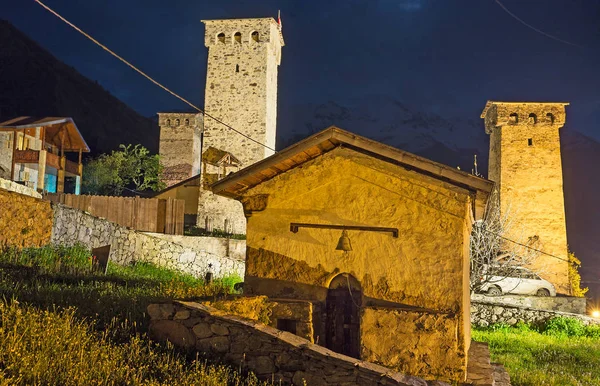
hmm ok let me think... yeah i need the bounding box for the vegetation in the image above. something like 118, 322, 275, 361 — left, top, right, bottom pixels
474, 318, 600, 385
567, 251, 588, 297
184, 226, 246, 240
0, 244, 261, 385
82, 144, 165, 196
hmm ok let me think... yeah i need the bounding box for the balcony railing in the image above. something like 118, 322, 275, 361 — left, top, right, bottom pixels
46, 152, 60, 169
14, 149, 40, 163
65, 159, 80, 175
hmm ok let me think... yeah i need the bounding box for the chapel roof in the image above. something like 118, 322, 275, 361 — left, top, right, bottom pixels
211, 126, 494, 203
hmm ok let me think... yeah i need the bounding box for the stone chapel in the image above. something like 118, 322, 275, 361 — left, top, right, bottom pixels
157, 17, 284, 234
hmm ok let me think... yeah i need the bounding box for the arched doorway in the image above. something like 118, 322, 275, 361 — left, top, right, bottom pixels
325, 274, 361, 358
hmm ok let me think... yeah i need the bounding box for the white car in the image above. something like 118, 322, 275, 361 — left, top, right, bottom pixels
478, 266, 556, 297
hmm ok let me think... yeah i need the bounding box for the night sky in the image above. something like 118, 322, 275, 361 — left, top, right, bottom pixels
3, 0, 600, 140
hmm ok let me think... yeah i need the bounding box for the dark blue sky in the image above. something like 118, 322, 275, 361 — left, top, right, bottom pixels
3, 0, 600, 140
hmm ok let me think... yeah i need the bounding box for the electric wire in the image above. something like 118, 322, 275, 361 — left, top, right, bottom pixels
493, 0, 584, 49
482, 228, 570, 263
34, 0, 277, 153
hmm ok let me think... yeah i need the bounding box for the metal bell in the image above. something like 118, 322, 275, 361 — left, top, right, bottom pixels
336, 229, 352, 252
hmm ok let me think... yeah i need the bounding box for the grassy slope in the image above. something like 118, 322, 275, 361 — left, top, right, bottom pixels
473, 323, 600, 386
0, 244, 261, 386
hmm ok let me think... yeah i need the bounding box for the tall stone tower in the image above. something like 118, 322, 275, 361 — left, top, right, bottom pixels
198, 18, 284, 233
481, 101, 570, 294
158, 112, 203, 187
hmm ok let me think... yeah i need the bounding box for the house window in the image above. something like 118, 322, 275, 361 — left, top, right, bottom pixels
277, 319, 297, 334
528, 138, 533, 146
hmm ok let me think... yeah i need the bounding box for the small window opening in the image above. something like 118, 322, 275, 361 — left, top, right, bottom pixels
251, 31, 259, 42
509, 113, 518, 124
166, 119, 171, 126
185, 118, 190, 125
277, 319, 297, 334
235, 64, 239, 73
175, 119, 180, 126
217, 33, 225, 43
234, 32, 242, 43
528, 113, 537, 124
528, 138, 533, 146
546, 113, 554, 124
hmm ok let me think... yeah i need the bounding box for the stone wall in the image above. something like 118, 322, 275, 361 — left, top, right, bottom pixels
0, 177, 41, 198
472, 294, 586, 315
148, 232, 246, 261
148, 301, 446, 386
0, 187, 52, 247
471, 297, 598, 327
0, 133, 13, 179
51, 204, 244, 279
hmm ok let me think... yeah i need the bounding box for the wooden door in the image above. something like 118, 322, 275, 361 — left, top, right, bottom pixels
325, 274, 361, 358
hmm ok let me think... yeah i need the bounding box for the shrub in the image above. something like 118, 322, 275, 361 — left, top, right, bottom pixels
568, 251, 588, 297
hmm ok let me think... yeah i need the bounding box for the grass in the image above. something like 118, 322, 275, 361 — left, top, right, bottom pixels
473, 318, 600, 386
184, 226, 246, 240
0, 244, 262, 385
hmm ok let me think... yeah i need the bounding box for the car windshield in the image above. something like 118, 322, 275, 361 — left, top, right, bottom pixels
487, 266, 539, 280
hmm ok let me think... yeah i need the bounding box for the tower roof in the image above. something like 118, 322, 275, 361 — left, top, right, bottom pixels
480, 101, 569, 119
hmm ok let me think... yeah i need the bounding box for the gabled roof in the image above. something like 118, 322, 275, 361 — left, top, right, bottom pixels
0, 116, 90, 152
212, 126, 494, 203
153, 174, 201, 196
202, 146, 241, 166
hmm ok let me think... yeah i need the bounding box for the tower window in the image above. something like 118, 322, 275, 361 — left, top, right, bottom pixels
528, 138, 533, 146
546, 113, 555, 124
251, 31, 259, 42
217, 33, 225, 43
235, 64, 239, 73
185, 118, 190, 125
509, 113, 518, 124
175, 119, 180, 126
528, 113, 537, 124
234, 32, 242, 43
166, 119, 171, 126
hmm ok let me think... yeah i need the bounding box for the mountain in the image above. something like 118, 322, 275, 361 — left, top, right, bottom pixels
279, 97, 600, 300
0, 20, 158, 155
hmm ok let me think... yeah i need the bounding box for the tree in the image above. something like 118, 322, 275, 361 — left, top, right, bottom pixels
470, 188, 542, 293
82, 144, 165, 196
568, 251, 588, 297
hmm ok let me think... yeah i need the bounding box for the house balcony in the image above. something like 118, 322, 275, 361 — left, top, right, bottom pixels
13, 149, 81, 176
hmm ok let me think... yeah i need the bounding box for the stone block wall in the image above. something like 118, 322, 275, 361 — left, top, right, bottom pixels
471, 298, 599, 327
0, 177, 41, 198
148, 301, 446, 386
0, 187, 52, 247
471, 294, 586, 315
51, 204, 244, 279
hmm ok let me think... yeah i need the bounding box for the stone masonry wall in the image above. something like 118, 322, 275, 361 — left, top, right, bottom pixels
148, 301, 447, 386
471, 298, 598, 328
0, 177, 41, 198
0, 187, 52, 248
483, 102, 569, 293
472, 294, 586, 315
51, 204, 244, 279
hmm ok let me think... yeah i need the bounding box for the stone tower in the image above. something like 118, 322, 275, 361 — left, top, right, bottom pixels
481, 101, 570, 294
197, 18, 284, 233
158, 112, 203, 187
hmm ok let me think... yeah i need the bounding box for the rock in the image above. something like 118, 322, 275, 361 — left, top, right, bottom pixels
192, 323, 213, 339
149, 320, 195, 349
251, 355, 275, 374
173, 310, 191, 320
210, 323, 230, 336
196, 336, 230, 353
147, 303, 175, 320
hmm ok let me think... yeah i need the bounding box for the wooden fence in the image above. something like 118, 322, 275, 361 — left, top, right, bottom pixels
46, 193, 185, 235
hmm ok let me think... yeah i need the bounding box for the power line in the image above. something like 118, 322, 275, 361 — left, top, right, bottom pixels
493, 0, 584, 49
482, 228, 570, 263
34, 0, 276, 153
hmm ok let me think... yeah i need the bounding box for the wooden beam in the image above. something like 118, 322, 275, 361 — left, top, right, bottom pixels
10, 130, 17, 180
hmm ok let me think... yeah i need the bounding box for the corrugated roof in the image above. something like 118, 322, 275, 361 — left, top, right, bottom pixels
211, 126, 494, 203
0, 116, 90, 152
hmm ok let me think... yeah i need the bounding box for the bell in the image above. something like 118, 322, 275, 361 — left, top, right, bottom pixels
336, 229, 353, 252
